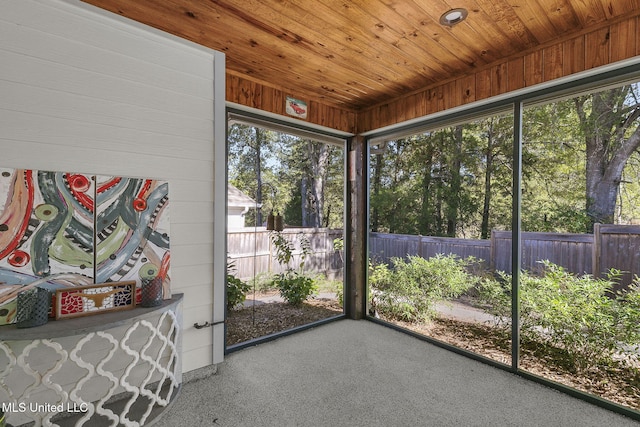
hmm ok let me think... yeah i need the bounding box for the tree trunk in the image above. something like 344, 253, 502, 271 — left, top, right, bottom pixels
446, 126, 463, 237
254, 127, 264, 226
419, 146, 434, 235
577, 88, 640, 230
300, 141, 330, 228
481, 124, 494, 239
371, 153, 383, 232
301, 176, 309, 227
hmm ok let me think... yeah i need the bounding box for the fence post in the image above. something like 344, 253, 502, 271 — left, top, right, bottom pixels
592, 223, 601, 279
490, 229, 496, 272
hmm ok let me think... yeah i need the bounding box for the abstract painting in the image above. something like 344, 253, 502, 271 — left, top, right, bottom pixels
0, 168, 170, 325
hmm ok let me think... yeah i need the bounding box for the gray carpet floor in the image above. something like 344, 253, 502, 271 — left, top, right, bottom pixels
159, 319, 639, 426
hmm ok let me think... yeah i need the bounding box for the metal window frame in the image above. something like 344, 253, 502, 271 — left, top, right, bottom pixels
363, 59, 640, 421
224, 107, 350, 353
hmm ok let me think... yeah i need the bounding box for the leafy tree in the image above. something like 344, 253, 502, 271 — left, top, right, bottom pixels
369, 139, 420, 234
280, 138, 344, 228
229, 124, 344, 229
475, 116, 514, 238
369, 116, 513, 238
522, 101, 590, 232
228, 124, 279, 226
368, 84, 640, 237
574, 85, 640, 229
522, 85, 640, 231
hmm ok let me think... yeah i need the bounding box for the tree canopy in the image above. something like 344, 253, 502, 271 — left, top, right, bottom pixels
228, 83, 640, 237
228, 124, 345, 229
369, 84, 640, 237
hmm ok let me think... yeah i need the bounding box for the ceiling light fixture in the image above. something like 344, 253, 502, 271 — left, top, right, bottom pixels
439, 8, 468, 27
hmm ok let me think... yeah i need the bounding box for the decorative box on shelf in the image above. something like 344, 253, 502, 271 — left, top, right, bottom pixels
54, 281, 136, 319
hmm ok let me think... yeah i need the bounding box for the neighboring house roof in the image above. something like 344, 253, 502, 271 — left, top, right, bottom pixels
228, 184, 258, 208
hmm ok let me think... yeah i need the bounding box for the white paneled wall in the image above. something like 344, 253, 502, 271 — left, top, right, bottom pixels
0, 0, 225, 372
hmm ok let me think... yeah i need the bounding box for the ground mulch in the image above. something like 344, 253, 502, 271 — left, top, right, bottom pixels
226, 297, 342, 346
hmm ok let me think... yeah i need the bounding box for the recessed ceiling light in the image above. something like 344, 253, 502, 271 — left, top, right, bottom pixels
440, 8, 468, 27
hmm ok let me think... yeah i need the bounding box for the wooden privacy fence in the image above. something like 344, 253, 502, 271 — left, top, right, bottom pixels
227, 228, 344, 280
369, 233, 491, 267
228, 226, 640, 288
490, 230, 593, 276
370, 224, 640, 289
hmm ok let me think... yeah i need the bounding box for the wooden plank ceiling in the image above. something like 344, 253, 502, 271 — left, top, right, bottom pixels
83, 0, 640, 111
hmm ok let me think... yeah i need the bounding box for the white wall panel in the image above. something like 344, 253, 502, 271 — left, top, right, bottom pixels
171, 202, 218, 223
0, 81, 213, 142
171, 244, 217, 268
0, 0, 224, 373
0, 50, 212, 118
171, 223, 215, 246
182, 348, 214, 374
169, 181, 215, 202
171, 264, 217, 289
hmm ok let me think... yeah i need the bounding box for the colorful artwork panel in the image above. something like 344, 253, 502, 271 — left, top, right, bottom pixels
0, 285, 21, 325
0, 169, 95, 280
55, 281, 136, 319
0, 167, 171, 325
95, 176, 171, 299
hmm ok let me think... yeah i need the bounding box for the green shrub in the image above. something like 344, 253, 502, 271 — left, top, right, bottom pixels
270, 231, 311, 270
334, 281, 344, 306
478, 261, 640, 371
617, 278, 640, 349
369, 254, 478, 323
255, 272, 277, 293
269, 231, 316, 305
273, 270, 317, 305
227, 261, 251, 311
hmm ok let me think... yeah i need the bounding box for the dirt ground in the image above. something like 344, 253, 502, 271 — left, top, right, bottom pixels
226, 295, 639, 411
226, 295, 342, 346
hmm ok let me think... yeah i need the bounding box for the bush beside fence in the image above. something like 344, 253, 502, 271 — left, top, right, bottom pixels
228, 225, 640, 290
370, 225, 640, 289
227, 228, 343, 280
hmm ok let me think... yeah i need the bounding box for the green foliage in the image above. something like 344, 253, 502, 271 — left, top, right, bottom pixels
226, 261, 251, 311
272, 270, 318, 306
271, 231, 296, 266
617, 278, 640, 348
269, 231, 316, 305
520, 203, 591, 234
478, 261, 640, 371
270, 231, 311, 270
228, 123, 345, 229
334, 280, 344, 306
369, 85, 640, 236
369, 115, 514, 237
254, 272, 277, 293
369, 254, 478, 323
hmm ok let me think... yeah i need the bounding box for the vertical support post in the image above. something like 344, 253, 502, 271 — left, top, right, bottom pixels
592, 222, 601, 279
212, 52, 227, 364
511, 101, 523, 372
345, 135, 367, 319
